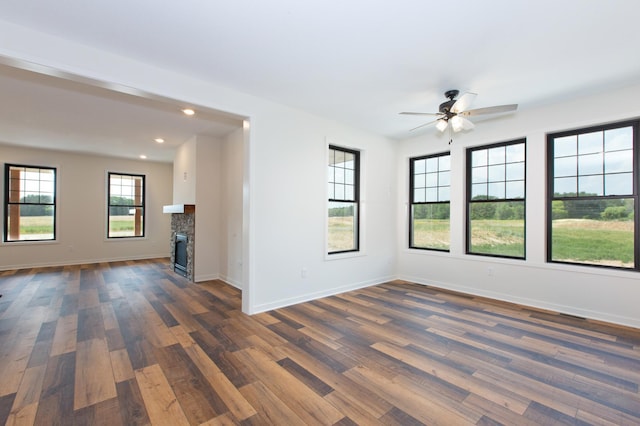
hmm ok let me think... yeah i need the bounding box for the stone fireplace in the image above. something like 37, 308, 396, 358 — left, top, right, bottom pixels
165, 204, 195, 281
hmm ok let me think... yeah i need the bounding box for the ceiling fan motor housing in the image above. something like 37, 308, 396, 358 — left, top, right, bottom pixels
439, 90, 460, 116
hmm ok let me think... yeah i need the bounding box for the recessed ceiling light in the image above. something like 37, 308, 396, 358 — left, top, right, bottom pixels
154, 138, 165, 143
139, 155, 147, 159
182, 108, 195, 116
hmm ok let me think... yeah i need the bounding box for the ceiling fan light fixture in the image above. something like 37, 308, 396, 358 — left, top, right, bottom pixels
435, 119, 448, 132
450, 115, 464, 132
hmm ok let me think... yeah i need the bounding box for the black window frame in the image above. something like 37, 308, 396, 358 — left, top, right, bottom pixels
107, 172, 146, 239
547, 119, 639, 270
466, 139, 527, 259
327, 145, 360, 254
409, 151, 451, 252
3, 163, 57, 242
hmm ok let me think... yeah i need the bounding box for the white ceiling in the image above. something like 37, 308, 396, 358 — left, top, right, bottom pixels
1, 0, 640, 161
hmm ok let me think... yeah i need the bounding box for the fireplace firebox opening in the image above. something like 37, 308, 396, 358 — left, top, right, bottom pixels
174, 233, 188, 277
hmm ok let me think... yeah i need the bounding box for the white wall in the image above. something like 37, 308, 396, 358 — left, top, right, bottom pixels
397, 82, 640, 328
194, 135, 222, 282
249, 109, 397, 312
0, 144, 173, 269
0, 21, 397, 314
172, 137, 197, 204
220, 127, 244, 289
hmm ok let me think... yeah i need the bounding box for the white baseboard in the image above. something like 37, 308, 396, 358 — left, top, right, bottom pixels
250, 274, 396, 314
398, 273, 640, 329
0, 254, 169, 271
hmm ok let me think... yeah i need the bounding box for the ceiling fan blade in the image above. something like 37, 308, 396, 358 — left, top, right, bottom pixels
409, 118, 440, 131
459, 104, 518, 117
399, 111, 441, 116
451, 92, 477, 113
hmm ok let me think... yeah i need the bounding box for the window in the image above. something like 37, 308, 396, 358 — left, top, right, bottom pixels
4, 164, 56, 242
467, 140, 526, 258
108, 173, 145, 238
409, 152, 450, 251
328, 145, 359, 254
548, 121, 637, 269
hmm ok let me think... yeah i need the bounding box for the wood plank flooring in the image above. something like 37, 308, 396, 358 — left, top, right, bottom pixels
0, 258, 639, 425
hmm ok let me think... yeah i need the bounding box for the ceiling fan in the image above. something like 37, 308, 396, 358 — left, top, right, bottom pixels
400, 89, 517, 135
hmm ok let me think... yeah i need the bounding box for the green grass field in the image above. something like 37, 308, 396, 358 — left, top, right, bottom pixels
328, 216, 357, 251
552, 219, 633, 267
412, 218, 632, 266
469, 219, 525, 257
15, 215, 141, 238
412, 219, 450, 250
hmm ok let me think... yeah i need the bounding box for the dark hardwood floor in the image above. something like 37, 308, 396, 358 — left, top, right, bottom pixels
0, 258, 639, 425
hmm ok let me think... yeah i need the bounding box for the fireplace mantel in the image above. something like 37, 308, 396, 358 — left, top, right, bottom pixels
163, 204, 195, 214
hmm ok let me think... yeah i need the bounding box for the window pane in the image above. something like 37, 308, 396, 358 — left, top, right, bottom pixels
327, 183, 335, 199
25, 179, 40, 192
472, 150, 487, 167
414, 188, 426, 203
554, 156, 576, 177
555, 135, 577, 157
328, 201, 357, 252
578, 175, 603, 196
578, 131, 602, 154
472, 183, 487, 200
488, 182, 505, 199
506, 163, 525, 181
578, 153, 603, 175
425, 157, 437, 171
554, 177, 576, 196
335, 184, 345, 199
488, 164, 505, 182
345, 169, 354, 185
411, 203, 450, 250
506, 143, 525, 162
469, 201, 525, 257
438, 186, 450, 202
109, 207, 144, 237
605, 126, 633, 151
472, 166, 487, 184
488, 146, 505, 165
345, 185, 354, 200
605, 150, 633, 173
425, 173, 437, 187
6, 205, 55, 241
335, 167, 345, 184
439, 155, 451, 171
605, 173, 633, 195
425, 188, 438, 202
439, 171, 450, 186
506, 181, 525, 199
551, 198, 634, 268
344, 152, 354, 168
414, 159, 426, 174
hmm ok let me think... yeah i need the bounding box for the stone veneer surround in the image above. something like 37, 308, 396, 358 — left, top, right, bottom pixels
169, 212, 195, 281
